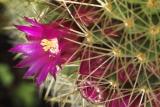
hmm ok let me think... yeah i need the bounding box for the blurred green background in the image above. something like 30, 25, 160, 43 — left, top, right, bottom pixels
0, 0, 54, 107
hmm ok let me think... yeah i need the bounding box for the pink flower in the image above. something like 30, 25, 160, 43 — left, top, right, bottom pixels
10, 17, 80, 85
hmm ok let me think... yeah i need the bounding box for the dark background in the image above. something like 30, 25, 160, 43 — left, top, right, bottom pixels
0, 2, 52, 107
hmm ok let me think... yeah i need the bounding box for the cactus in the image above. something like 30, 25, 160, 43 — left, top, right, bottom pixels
9, 0, 160, 107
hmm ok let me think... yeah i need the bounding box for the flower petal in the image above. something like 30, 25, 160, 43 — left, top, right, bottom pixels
16, 57, 34, 68
24, 17, 39, 26
36, 63, 52, 86
15, 25, 42, 40
23, 56, 48, 78
9, 42, 43, 55
50, 66, 57, 78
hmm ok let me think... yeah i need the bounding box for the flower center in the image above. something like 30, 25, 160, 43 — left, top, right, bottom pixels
40, 38, 59, 54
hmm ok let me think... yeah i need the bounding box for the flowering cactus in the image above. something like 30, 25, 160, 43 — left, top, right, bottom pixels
10, 17, 80, 85
10, 0, 160, 107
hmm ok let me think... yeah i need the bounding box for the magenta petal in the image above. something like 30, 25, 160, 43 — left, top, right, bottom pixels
24, 63, 41, 78
49, 66, 57, 79
15, 25, 42, 39
36, 64, 52, 86
24, 17, 39, 26
16, 57, 34, 68
10, 42, 42, 55
16, 55, 45, 68
23, 56, 47, 78
11, 17, 81, 85
48, 55, 60, 76
50, 57, 59, 76
42, 27, 68, 39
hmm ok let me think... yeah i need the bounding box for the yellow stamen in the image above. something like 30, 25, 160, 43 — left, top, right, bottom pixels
40, 39, 59, 53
